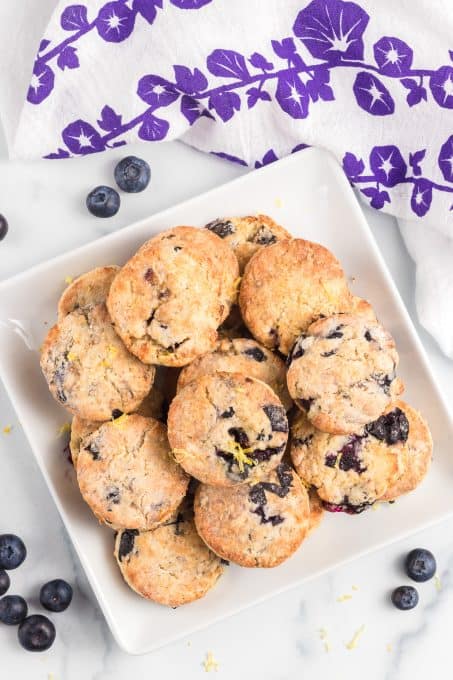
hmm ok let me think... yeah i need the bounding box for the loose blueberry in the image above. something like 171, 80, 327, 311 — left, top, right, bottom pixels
0, 534, 27, 570
0, 570, 10, 596
0, 595, 28, 625
40, 579, 73, 613
391, 585, 419, 610
18, 615, 56, 652
114, 156, 151, 193
405, 548, 437, 583
86, 186, 120, 218
0, 214, 8, 241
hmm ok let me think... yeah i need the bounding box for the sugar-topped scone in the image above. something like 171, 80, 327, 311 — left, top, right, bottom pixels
168, 372, 288, 487
58, 266, 120, 320
177, 337, 292, 411
194, 463, 310, 567
77, 414, 189, 530
287, 314, 403, 434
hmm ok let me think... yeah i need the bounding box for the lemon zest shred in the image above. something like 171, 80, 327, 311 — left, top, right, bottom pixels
345, 624, 365, 650
435, 575, 442, 592
112, 413, 129, 428
352, 584, 359, 591
67, 352, 78, 362
107, 345, 118, 358
2, 425, 12, 435
318, 628, 331, 653
203, 651, 219, 673
233, 276, 242, 290
64, 276, 73, 285
275, 197, 283, 208
58, 422, 71, 437
225, 439, 257, 473
337, 593, 353, 603
386, 643, 392, 653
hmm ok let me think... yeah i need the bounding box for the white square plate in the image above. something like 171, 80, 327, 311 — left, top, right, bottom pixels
1, 149, 452, 655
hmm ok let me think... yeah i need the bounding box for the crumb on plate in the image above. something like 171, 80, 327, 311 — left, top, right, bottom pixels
203, 651, 219, 672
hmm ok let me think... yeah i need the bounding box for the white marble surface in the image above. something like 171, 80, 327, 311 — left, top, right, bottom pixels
1, 129, 453, 680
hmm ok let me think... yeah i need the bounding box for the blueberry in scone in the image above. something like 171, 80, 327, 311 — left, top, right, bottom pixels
287, 313, 404, 434
194, 463, 310, 568
168, 372, 288, 487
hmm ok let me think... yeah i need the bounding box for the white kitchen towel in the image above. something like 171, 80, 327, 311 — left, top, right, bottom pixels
1, 0, 453, 356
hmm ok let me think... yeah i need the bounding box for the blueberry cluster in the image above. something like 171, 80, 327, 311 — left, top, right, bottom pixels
86, 156, 151, 218
391, 547, 437, 611
0, 533, 72, 652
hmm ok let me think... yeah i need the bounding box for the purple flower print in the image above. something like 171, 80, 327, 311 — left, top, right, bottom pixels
57, 46, 80, 70
208, 91, 241, 122
429, 66, 453, 109
61, 5, 89, 31
353, 72, 394, 116
180, 95, 213, 124
411, 179, 432, 217
173, 65, 208, 94
138, 113, 169, 141
373, 37, 413, 76
97, 105, 122, 131
369, 145, 407, 187
96, 2, 136, 43
438, 136, 453, 182
137, 75, 179, 107
342, 152, 365, 177
27, 62, 55, 105
207, 49, 250, 80
169, 0, 213, 8
275, 73, 309, 119
62, 120, 105, 154
293, 0, 369, 63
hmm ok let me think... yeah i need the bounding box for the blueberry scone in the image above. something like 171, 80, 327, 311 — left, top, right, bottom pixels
77, 414, 189, 530
114, 501, 224, 607
290, 406, 411, 513
168, 372, 288, 487
205, 214, 291, 273
194, 463, 310, 567
239, 238, 352, 355
107, 226, 238, 367
177, 337, 292, 411
287, 314, 403, 434
58, 266, 120, 320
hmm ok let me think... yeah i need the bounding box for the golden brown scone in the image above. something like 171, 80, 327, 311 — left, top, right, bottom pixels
287, 314, 403, 434
77, 414, 189, 530
307, 488, 324, 534
290, 405, 410, 513
205, 214, 291, 273
239, 238, 352, 355
177, 337, 292, 411
380, 401, 432, 501
107, 227, 238, 367
40, 304, 155, 421
168, 372, 288, 487
58, 266, 120, 320
114, 501, 224, 607
194, 463, 310, 568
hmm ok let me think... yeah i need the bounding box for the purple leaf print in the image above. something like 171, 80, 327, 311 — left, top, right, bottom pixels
61, 5, 89, 31
450, 50, 453, 62
27, 62, 55, 105
307, 69, 334, 102
429, 66, 453, 109
173, 65, 208, 94
97, 105, 122, 131
271, 38, 298, 60
407, 86, 427, 107
438, 135, 453, 182
293, 0, 370, 62
255, 149, 279, 168
342, 152, 365, 177
39, 39, 51, 53
210, 151, 247, 166
373, 37, 413, 76
369, 145, 407, 187
132, 0, 157, 24
208, 91, 241, 122
246, 87, 271, 108
57, 46, 80, 70
138, 113, 169, 141
45, 148, 70, 160
110, 140, 127, 149
62, 120, 104, 154
137, 75, 179, 107
361, 187, 390, 210
353, 72, 394, 116
169, 0, 213, 7
180, 95, 213, 125
410, 179, 432, 217
96, 2, 135, 43
292, 143, 310, 154
409, 149, 426, 176
207, 49, 249, 80
401, 78, 417, 90
275, 73, 309, 119
249, 53, 274, 71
